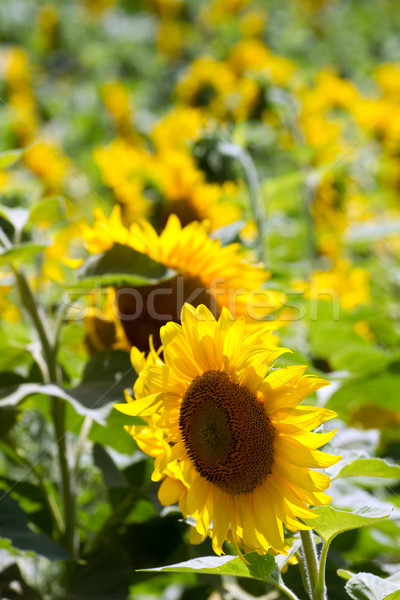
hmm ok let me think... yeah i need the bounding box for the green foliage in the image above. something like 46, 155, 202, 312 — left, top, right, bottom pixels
142, 552, 277, 582
345, 573, 400, 600
303, 506, 390, 545
74, 244, 177, 289
0, 0, 400, 598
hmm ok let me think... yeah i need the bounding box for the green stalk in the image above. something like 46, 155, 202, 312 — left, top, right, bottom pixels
276, 580, 302, 600
219, 141, 269, 266
300, 529, 325, 600
316, 541, 330, 599
14, 268, 77, 558
237, 148, 269, 267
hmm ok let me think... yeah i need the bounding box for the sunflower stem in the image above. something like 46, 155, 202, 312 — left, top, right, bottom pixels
316, 541, 330, 599
219, 141, 269, 266
14, 268, 77, 559
276, 580, 302, 600
300, 529, 325, 600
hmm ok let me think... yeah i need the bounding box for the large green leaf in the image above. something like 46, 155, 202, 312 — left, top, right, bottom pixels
141, 552, 277, 582
0, 492, 68, 560
334, 458, 400, 481
0, 350, 137, 426
72, 243, 176, 288
327, 372, 400, 415
29, 197, 65, 225
0, 148, 25, 169
302, 506, 390, 545
0, 242, 49, 267
345, 572, 400, 600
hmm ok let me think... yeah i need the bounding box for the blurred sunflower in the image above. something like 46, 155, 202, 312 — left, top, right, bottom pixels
83, 208, 282, 350
115, 304, 339, 556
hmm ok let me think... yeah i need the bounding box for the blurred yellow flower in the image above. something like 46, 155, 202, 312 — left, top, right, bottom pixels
24, 143, 68, 193
101, 81, 133, 138
293, 259, 370, 311
83, 208, 282, 349
3, 47, 38, 145
228, 39, 296, 86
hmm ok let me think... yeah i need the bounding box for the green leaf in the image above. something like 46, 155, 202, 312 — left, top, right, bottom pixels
335, 458, 400, 481
72, 243, 176, 288
140, 552, 277, 582
29, 197, 65, 225
93, 444, 129, 488
0, 242, 49, 267
0, 350, 136, 426
345, 572, 400, 600
302, 506, 390, 545
328, 372, 400, 415
0, 148, 25, 169
0, 492, 68, 560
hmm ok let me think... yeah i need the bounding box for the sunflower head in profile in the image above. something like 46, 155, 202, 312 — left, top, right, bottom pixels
83, 208, 283, 351
115, 304, 340, 558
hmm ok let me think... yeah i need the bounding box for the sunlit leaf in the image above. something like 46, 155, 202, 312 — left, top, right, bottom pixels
302, 506, 390, 545
0, 148, 25, 169
140, 552, 277, 582
0, 243, 49, 267
328, 373, 400, 415
334, 458, 400, 480
345, 572, 400, 600
0, 350, 137, 425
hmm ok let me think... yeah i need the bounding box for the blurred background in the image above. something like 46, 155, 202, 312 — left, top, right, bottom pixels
1, 1, 400, 599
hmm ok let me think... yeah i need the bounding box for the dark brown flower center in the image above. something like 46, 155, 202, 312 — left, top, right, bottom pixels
116, 274, 215, 351
179, 370, 275, 495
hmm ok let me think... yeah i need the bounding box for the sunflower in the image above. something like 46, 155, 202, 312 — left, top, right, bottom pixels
115, 304, 340, 557
83, 209, 282, 350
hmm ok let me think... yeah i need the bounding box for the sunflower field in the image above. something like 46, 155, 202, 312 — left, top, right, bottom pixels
1, 1, 400, 599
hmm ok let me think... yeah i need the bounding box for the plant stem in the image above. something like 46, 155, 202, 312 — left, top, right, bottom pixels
316, 542, 330, 599
219, 141, 269, 266
300, 530, 325, 600
237, 147, 269, 267
296, 550, 311, 596
276, 581, 302, 600
14, 268, 77, 558
51, 396, 76, 556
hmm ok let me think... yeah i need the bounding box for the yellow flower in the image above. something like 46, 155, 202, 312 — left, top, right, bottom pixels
150, 107, 204, 153
115, 304, 339, 557
93, 139, 152, 223
101, 81, 133, 137
24, 143, 68, 193
239, 8, 268, 38
83, 208, 282, 350
153, 150, 242, 229
373, 63, 400, 98
200, 0, 252, 25
176, 56, 238, 119
293, 259, 370, 311
3, 47, 38, 145
228, 39, 296, 87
